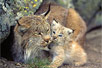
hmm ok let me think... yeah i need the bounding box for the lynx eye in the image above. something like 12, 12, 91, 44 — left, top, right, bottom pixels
58, 34, 63, 37
53, 31, 56, 34
19, 26, 28, 33
47, 29, 49, 32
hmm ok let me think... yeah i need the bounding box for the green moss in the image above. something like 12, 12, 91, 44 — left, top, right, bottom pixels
28, 57, 50, 68
14, 0, 43, 16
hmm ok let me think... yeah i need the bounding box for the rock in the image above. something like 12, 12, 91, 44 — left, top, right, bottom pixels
0, 14, 10, 44
0, 0, 44, 44
73, 0, 101, 24
0, 2, 16, 44
0, 4, 5, 15
0, 57, 29, 68
88, 11, 102, 32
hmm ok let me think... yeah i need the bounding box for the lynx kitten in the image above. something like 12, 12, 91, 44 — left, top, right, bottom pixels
47, 20, 87, 68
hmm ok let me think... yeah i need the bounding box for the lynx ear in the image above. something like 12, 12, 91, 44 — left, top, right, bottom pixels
40, 11, 50, 20
40, 12, 47, 16
16, 20, 20, 26
44, 11, 51, 19
41, 4, 51, 19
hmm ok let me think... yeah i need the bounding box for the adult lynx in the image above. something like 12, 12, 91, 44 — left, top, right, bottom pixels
12, 13, 51, 63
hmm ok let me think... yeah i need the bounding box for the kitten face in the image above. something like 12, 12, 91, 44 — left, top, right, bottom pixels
51, 20, 74, 45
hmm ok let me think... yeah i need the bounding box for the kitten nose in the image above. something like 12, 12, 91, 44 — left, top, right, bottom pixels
43, 35, 51, 43
53, 35, 57, 39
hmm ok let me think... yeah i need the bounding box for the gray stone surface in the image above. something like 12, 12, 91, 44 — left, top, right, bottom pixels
0, 14, 10, 44
0, 0, 43, 44
73, 0, 102, 29
0, 2, 16, 44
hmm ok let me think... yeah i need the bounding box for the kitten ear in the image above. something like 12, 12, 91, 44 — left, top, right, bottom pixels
52, 19, 59, 26
52, 20, 57, 24
67, 28, 74, 35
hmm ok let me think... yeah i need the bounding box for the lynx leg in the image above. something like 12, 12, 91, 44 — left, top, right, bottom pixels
71, 41, 87, 66
48, 46, 65, 68
74, 54, 87, 66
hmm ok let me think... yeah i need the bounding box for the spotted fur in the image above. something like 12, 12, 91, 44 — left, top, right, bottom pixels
12, 14, 51, 63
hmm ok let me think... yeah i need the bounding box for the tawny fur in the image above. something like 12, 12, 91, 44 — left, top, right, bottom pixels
12, 14, 51, 63
35, 2, 87, 45
66, 8, 87, 45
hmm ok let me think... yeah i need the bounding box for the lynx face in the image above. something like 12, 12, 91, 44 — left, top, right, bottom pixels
13, 14, 52, 63
51, 20, 74, 45
16, 15, 51, 47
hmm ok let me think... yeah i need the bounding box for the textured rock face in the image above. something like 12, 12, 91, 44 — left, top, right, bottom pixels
73, 0, 101, 23
70, 0, 102, 31
0, 0, 43, 44
87, 11, 102, 32
0, 5, 10, 44
0, 2, 15, 44
0, 57, 29, 68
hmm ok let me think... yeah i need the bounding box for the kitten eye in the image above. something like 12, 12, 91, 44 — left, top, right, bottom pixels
38, 32, 42, 35
53, 31, 56, 34
68, 32, 71, 35
58, 34, 63, 37
67, 30, 73, 35
52, 23, 55, 26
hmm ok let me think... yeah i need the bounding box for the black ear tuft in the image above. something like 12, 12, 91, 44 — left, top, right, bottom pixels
53, 18, 58, 23
72, 29, 75, 33
44, 3, 51, 16
16, 20, 20, 26
43, 4, 51, 19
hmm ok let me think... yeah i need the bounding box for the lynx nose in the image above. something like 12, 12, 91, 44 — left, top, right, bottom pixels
43, 35, 51, 43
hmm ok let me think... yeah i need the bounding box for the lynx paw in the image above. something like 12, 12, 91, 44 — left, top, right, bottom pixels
74, 62, 84, 66
46, 65, 57, 68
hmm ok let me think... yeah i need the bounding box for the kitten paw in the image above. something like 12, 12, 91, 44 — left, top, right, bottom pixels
74, 62, 84, 66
